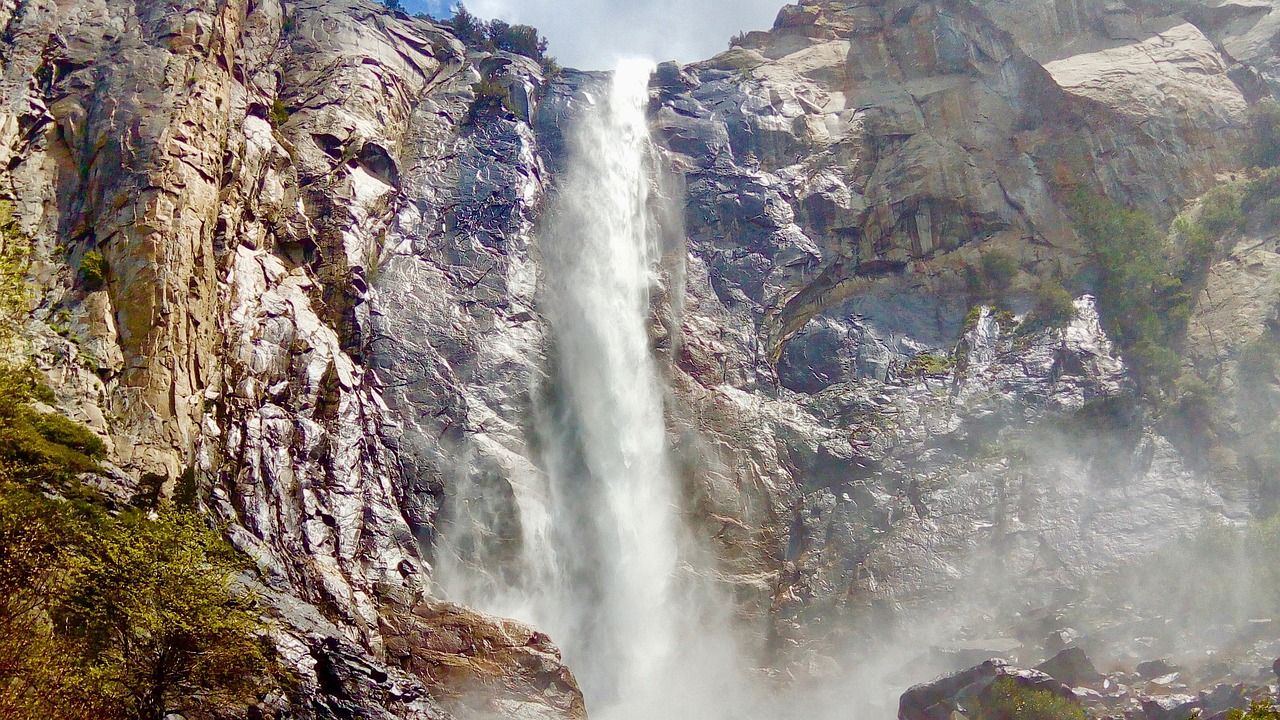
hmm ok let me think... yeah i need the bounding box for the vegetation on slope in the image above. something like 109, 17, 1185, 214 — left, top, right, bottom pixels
445, 4, 561, 78
978, 678, 1086, 720
1068, 189, 1189, 393
0, 219, 276, 719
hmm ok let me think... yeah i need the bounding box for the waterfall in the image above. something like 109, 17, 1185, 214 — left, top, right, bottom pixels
534, 57, 682, 710
436, 60, 746, 719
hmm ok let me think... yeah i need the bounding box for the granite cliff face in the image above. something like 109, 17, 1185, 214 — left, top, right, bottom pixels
2, 0, 1278, 716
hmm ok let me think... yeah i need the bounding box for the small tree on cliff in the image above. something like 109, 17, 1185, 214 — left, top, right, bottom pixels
55, 510, 272, 720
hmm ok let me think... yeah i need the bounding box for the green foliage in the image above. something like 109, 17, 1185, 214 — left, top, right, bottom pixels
1244, 98, 1280, 170
268, 98, 290, 129
0, 486, 96, 720
0, 363, 275, 720
381, 0, 404, 11
468, 78, 515, 123
1107, 517, 1280, 631
79, 249, 108, 290
27, 411, 106, 459
1242, 167, 1280, 223
540, 55, 562, 82
963, 305, 984, 333
979, 678, 1087, 720
966, 250, 1019, 304
729, 31, 748, 48
1169, 370, 1216, 439
487, 19, 548, 58
1069, 189, 1189, 392
1021, 279, 1076, 333
1227, 700, 1280, 720
57, 510, 271, 720
903, 352, 956, 379
981, 251, 1019, 292
0, 200, 31, 350
0, 367, 105, 493
446, 4, 551, 64
1196, 184, 1244, 236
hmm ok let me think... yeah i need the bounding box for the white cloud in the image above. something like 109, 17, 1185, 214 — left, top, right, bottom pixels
461, 0, 782, 70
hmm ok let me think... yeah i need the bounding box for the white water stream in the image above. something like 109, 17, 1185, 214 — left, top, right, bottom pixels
437, 60, 746, 719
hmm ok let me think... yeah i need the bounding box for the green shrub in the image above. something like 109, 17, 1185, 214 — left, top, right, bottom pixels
0, 361, 275, 719
1244, 98, 1280, 169
27, 412, 106, 459
981, 251, 1019, 290
963, 305, 984, 333
80, 249, 108, 290
268, 98, 290, 129
979, 677, 1086, 720
1227, 701, 1280, 720
57, 510, 272, 720
1021, 279, 1076, 333
1102, 517, 1280, 633
447, 4, 550, 63
1171, 371, 1215, 432
1198, 184, 1244, 235
0, 365, 104, 489
903, 352, 956, 379
468, 78, 515, 123
540, 55, 562, 81
0, 200, 30, 348
1069, 189, 1187, 392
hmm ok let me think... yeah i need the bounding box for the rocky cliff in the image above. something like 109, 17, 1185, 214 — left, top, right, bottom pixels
2, 0, 1278, 716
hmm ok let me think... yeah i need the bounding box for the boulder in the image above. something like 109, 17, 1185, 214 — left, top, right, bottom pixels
1138, 660, 1182, 680
899, 660, 1076, 720
1141, 694, 1200, 720
1036, 648, 1103, 689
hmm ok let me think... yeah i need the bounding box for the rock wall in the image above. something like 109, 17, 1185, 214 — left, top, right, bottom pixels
0, 0, 579, 716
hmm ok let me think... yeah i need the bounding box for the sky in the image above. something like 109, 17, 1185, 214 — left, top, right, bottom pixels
401, 0, 783, 70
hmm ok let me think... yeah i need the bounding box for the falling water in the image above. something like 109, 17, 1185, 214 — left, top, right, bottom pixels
531, 57, 683, 710
436, 60, 745, 719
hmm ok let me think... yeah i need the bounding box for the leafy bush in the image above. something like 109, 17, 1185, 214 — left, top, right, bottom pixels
966, 250, 1019, 303
446, 4, 552, 65
57, 510, 272, 720
1244, 98, 1280, 170
1197, 184, 1244, 235
27, 412, 106, 459
1021, 279, 1076, 333
981, 251, 1019, 290
902, 352, 956, 379
979, 677, 1086, 720
79, 249, 108, 290
487, 19, 547, 59
0, 200, 30, 349
1069, 190, 1188, 392
0, 363, 274, 720
1227, 700, 1280, 720
1243, 167, 1280, 222
468, 78, 515, 123
268, 98, 290, 129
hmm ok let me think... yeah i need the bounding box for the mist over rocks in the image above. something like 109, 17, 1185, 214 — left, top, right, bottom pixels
0, 0, 1278, 718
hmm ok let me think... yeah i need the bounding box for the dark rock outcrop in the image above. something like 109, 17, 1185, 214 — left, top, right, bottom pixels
899, 660, 1074, 720
1037, 648, 1103, 689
